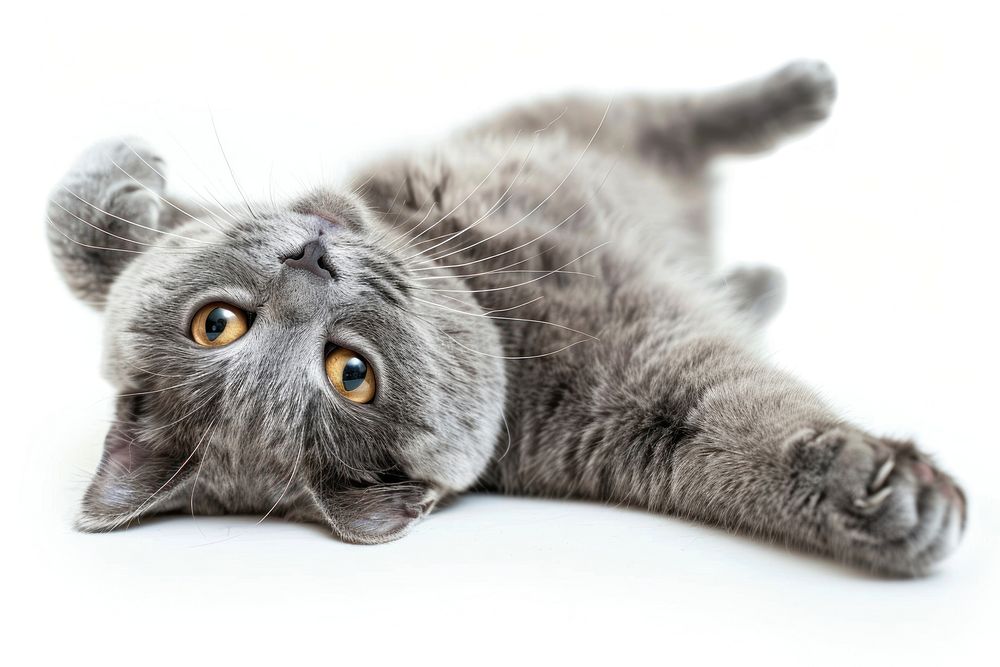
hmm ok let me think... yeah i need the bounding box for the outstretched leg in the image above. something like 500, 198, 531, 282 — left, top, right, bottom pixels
494, 331, 965, 576
46, 138, 227, 306
467, 60, 836, 169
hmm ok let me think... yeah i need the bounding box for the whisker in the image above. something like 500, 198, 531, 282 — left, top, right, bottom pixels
374, 107, 566, 254
413, 295, 599, 340
536, 106, 569, 132
123, 359, 191, 379
149, 112, 246, 224
406, 309, 592, 361
414, 242, 610, 295
112, 374, 215, 398
408, 150, 621, 273
393, 131, 523, 252
483, 295, 544, 315
320, 438, 396, 476
400, 133, 540, 261
438, 327, 590, 360
412, 268, 595, 281
409, 102, 612, 266
425, 291, 480, 311
189, 416, 218, 537
210, 113, 257, 220
156, 130, 244, 224
49, 199, 172, 249
350, 173, 376, 197
141, 392, 220, 434
386, 176, 407, 211
495, 409, 513, 463
119, 138, 230, 233
256, 438, 304, 525
108, 156, 236, 239
386, 200, 439, 252
113, 416, 215, 529
45, 214, 197, 256
58, 187, 220, 246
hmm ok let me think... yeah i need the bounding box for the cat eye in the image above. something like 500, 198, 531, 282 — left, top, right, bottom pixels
325, 346, 376, 404
191, 302, 250, 347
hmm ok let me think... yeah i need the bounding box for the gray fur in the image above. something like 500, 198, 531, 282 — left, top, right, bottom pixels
46, 60, 965, 574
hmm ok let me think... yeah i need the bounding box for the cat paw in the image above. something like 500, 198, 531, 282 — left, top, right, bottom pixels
50, 137, 168, 248
71, 137, 167, 185
800, 428, 966, 576
765, 59, 837, 124
69, 137, 167, 211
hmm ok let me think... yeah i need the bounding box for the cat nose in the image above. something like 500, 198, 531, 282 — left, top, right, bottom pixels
283, 239, 334, 280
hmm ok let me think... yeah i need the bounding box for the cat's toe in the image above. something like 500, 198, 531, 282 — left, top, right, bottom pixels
820, 430, 966, 576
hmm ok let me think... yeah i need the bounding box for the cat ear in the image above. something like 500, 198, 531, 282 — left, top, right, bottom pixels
76, 397, 194, 532
307, 476, 439, 544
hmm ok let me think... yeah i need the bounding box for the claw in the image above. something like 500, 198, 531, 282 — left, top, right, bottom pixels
854, 485, 893, 510
871, 457, 895, 491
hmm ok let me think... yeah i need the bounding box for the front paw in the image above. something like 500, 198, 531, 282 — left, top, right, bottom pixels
70, 137, 167, 189
49, 138, 168, 250
71, 138, 167, 220
793, 428, 966, 576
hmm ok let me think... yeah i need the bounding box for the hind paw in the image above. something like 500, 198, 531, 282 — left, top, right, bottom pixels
766, 59, 837, 123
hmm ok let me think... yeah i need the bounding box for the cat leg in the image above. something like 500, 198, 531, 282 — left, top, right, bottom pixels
465, 60, 835, 168
658, 345, 965, 575
46, 138, 228, 305
504, 336, 965, 576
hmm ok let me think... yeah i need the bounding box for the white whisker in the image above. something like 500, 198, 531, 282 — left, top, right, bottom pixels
400, 133, 540, 261
154, 128, 244, 224
407, 309, 592, 361
210, 113, 257, 220
483, 295, 544, 315
49, 199, 172, 249
58, 187, 220, 246
412, 268, 594, 281
414, 295, 599, 340
394, 131, 523, 252
119, 138, 230, 233
115, 416, 215, 529
408, 150, 621, 273
409, 102, 612, 266
387, 200, 439, 251
441, 329, 591, 360
189, 416, 219, 537
45, 214, 196, 256
415, 242, 610, 295
108, 156, 236, 238
256, 438, 304, 525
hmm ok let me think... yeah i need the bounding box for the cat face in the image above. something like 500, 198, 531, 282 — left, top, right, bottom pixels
79, 189, 505, 543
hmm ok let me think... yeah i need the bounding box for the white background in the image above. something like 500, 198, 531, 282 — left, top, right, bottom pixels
2, 1, 997, 664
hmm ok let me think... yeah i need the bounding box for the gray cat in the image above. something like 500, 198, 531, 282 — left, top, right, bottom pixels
47, 60, 965, 576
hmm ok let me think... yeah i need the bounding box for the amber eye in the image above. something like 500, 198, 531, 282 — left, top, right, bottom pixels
325, 347, 376, 404
191, 303, 250, 347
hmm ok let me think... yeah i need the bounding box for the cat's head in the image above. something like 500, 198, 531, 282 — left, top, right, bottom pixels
48, 153, 505, 543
